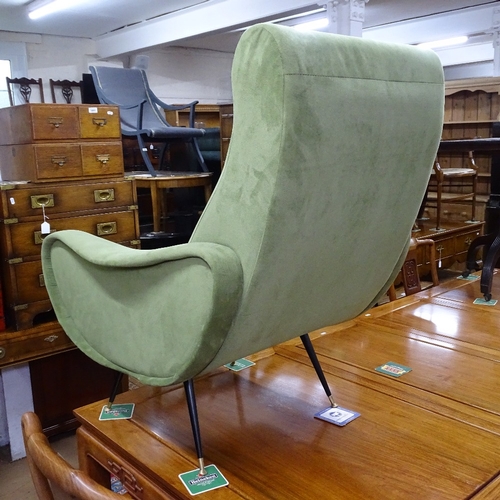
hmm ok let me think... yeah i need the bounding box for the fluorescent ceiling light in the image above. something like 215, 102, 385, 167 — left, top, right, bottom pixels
28, 0, 86, 20
417, 36, 468, 50
293, 18, 328, 31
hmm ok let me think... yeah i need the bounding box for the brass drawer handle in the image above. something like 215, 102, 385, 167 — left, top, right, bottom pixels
48, 116, 63, 128
44, 335, 58, 343
51, 155, 67, 166
0, 347, 5, 359
31, 194, 54, 209
34, 229, 55, 244
96, 154, 110, 164
92, 117, 107, 127
94, 188, 115, 203
97, 221, 117, 236
39, 274, 45, 287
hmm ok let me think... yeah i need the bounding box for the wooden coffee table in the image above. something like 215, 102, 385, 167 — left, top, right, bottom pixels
126, 171, 213, 232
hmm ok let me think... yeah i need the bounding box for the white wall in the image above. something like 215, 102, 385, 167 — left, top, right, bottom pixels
0, 31, 234, 104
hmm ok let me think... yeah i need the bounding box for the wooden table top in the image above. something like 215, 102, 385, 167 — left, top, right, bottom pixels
74, 273, 500, 499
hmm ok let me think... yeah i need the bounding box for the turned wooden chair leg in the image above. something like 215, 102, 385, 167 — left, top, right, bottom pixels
184, 379, 207, 475
300, 333, 337, 408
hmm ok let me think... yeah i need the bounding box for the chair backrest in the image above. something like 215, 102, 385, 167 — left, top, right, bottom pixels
49, 79, 83, 103
192, 24, 444, 372
21, 412, 124, 500
89, 66, 169, 134
6, 77, 44, 105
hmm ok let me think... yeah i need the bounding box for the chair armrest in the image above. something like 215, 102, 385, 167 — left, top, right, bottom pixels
41, 230, 243, 386
148, 94, 199, 128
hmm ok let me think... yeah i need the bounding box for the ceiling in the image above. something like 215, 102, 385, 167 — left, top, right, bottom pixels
0, 0, 499, 66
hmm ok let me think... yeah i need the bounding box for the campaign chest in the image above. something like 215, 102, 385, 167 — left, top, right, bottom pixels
0, 103, 123, 182
0, 178, 140, 330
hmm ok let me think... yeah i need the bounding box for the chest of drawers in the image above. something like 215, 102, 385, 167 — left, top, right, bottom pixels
0, 103, 123, 182
0, 178, 139, 330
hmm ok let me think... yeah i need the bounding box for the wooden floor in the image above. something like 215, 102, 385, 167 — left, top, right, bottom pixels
72, 271, 500, 500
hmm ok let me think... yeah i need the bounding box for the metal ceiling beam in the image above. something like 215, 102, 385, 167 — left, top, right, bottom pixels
95, 0, 318, 58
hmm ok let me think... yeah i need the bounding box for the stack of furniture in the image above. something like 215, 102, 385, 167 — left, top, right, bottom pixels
0, 102, 137, 435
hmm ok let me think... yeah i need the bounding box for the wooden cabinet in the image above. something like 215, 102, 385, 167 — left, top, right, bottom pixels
0, 178, 140, 330
415, 221, 484, 275
436, 78, 500, 223
0, 104, 123, 182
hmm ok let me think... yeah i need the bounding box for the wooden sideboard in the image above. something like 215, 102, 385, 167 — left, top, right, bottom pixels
432, 77, 500, 224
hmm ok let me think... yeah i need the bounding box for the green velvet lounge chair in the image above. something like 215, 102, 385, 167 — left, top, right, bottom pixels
41, 23, 444, 475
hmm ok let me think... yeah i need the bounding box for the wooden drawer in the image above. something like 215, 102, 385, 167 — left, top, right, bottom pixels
0, 141, 124, 182
0, 179, 136, 219
455, 228, 483, 261
78, 106, 121, 139
81, 143, 123, 177
0, 321, 73, 368
0, 104, 120, 145
1, 208, 138, 259
3, 238, 139, 306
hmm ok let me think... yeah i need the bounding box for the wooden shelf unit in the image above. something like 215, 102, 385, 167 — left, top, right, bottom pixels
433, 78, 500, 224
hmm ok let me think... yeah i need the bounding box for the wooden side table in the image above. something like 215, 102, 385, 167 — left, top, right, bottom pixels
126, 172, 212, 233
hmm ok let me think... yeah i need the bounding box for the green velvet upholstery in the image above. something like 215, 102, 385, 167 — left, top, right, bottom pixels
42, 23, 444, 387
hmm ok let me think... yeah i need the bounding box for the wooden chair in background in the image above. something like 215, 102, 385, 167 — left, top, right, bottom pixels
6, 77, 44, 105
50, 79, 83, 103
21, 411, 129, 499
388, 237, 439, 301
426, 152, 478, 231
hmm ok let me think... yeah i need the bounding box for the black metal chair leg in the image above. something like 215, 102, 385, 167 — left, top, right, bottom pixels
136, 134, 158, 177
192, 137, 209, 172
107, 372, 124, 409
480, 232, 500, 301
184, 379, 207, 476
300, 333, 337, 408
462, 232, 495, 277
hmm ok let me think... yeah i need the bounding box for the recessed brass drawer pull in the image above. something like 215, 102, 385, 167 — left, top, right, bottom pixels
97, 221, 117, 236
31, 194, 55, 209
51, 155, 67, 166
92, 117, 107, 127
39, 274, 45, 287
34, 229, 55, 245
48, 116, 63, 128
96, 154, 110, 164
94, 188, 115, 203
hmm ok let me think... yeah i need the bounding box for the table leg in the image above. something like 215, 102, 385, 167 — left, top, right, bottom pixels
150, 183, 161, 233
